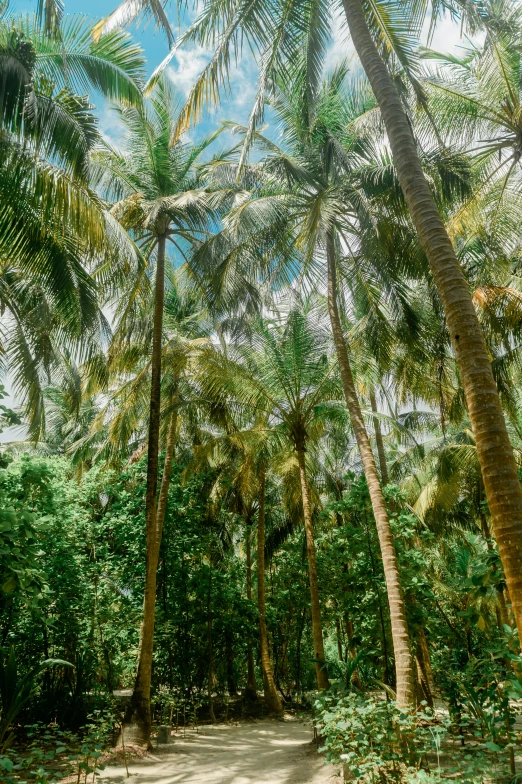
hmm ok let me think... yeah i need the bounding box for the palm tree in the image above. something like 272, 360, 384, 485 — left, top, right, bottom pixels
0, 13, 145, 437
90, 79, 230, 743
191, 64, 460, 703
256, 463, 284, 712
198, 300, 343, 690
129, 0, 522, 647
338, 0, 522, 644
184, 386, 284, 711
421, 0, 522, 243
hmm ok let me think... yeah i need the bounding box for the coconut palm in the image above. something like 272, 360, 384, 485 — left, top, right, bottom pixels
195, 421, 285, 711
130, 0, 522, 645
337, 0, 522, 645
190, 62, 467, 703
421, 0, 522, 240
90, 79, 233, 743
200, 434, 285, 713
0, 14, 145, 437
197, 299, 346, 690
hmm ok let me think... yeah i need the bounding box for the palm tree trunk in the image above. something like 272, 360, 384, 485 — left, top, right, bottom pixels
296, 447, 330, 690
369, 388, 389, 486
327, 233, 415, 706
416, 628, 435, 704
126, 232, 167, 745
345, 617, 362, 688
341, 0, 522, 644
245, 519, 257, 700
207, 558, 217, 723
257, 470, 283, 715
155, 393, 178, 543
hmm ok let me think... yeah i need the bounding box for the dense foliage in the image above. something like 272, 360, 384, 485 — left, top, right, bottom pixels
2, 0, 522, 780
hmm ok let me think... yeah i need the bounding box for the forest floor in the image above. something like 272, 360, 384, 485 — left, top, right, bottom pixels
98, 716, 339, 784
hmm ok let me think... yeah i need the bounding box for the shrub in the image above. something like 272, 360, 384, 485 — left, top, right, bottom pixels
314, 692, 441, 783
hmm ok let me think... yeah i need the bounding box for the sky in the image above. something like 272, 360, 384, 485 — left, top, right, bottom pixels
21, 0, 477, 146
1, 0, 474, 442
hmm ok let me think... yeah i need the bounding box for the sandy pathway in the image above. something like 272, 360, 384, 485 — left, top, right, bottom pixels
99, 717, 339, 784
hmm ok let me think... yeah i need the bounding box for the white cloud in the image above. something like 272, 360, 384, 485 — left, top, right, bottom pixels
98, 103, 125, 148
166, 43, 259, 129
166, 45, 214, 98
324, 6, 354, 73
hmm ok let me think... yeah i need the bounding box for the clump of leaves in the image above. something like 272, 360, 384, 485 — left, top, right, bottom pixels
0, 710, 115, 784
314, 691, 441, 782
0, 648, 73, 751
313, 691, 496, 783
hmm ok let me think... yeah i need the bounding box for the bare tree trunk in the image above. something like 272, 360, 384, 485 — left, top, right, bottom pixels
155, 395, 178, 542
341, 0, 522, 645
257, 471, 283, 715
415, 629, 435, 707
207, 557, 217, 724
369, 388, 389, 486
126, 232, 167, 745
296, 448, 330, 690
326, 234, 414, 706
345, 617, 362, 689
244, 520, 257, 700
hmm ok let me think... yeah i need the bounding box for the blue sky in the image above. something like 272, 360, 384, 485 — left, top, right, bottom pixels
17, 0, 472, 147
20, 0, 265, 146
0, 0, 471, 439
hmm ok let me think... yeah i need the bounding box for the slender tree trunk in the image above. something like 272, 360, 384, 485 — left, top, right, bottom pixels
126, 232, 167, 745
296, 447, 330, 690
244, 520, 257, 700
257, 471, 283, 715
326, 234, 414, 706
207, 558, 217, 723
295, 608, 306, 694
155, 395, 178, 542
369, 388, 389, 486
345, 617, 362, 688
225, 628, 238, 696
416, 627, 435, 705
336, 618, 344, 661
341, 0, 522, 643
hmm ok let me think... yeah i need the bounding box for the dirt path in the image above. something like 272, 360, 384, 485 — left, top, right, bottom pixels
99, 717, 339, 784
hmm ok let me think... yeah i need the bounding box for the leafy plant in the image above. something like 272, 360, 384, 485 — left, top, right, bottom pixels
315, 692, 441, 782
0, 648, 73, 751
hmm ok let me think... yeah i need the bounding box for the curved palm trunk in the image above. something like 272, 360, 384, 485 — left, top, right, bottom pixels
341, 0, 522, 644
327, 234, 414, 706
296, 447, 330, 690
126, 233, 167, 745
369, 388, 389, 486
245, 520, 258, 700
257, 471, 283, 714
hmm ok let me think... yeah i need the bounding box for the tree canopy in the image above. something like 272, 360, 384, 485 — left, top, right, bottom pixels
2, 0, 522, 781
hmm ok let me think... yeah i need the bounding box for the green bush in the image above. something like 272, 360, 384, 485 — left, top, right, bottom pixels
313, 692, 497, 783
314, 692, 441, 782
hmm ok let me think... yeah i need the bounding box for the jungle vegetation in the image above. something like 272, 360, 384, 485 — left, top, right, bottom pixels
2, 0, 522, 780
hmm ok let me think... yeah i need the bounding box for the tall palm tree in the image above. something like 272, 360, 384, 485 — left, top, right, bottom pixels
129, 0, 522, 646
0, 13, 145, 437
338, 0, 522, 644
187, 403, 284, 712
191, 64, 464, 703
198, 300, 344, 690
91, 79, 228, 743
